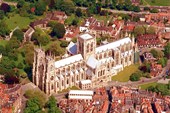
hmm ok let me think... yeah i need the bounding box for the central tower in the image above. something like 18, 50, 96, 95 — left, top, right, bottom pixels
77, 34, 96, 60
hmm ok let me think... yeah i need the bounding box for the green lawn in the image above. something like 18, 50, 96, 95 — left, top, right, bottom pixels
139, 82, 158, 89
112, 64, 140, 82
58, 86, 80, 93
5, 14, 34, 30
144, 0, 170, 6
0, 40, 8, 47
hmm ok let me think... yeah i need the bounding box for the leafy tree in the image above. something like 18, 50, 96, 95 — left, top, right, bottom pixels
0, 10, 5, 20
0, 45, 5, 54
164, 42, 170, 59
17, 0, 25, 8
23, 43, 34, 67
32, 28, 50, 46
72, 18, 79, 26
150, 8, 158, 13
150, 49, 164, 59
60, 40, 68, 47
146, 26, 155, 34
133, 6, 140, 12
0, 3, 10, 13
35, 0, 46, 15
0, 21, 10, 37
25, 90, 47, 108
46, 96, 61, 113
144, 7, 150, 11
51, 23, 66, 39
60, 0, 75, 15
12, 29, 24, 42
75, 8, 82, 17
46, 41, 65, 56
134, 26, 145, 36
24, 97, 43, 113
17, 62, 24, 69
6, 37, 20, 52
156, 84, 170, 95
158, 57, 167, 67
47, 21, 57, 28
130, 72, 140, 81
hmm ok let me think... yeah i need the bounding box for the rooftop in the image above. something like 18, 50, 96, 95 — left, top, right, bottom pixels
55, 54, 83, 68
79, 34, 93, 40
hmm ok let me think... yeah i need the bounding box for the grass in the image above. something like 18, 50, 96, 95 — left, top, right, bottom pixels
112, 64, 140, 82
5, 14, 34, 30
0, 40, 8, 47
64, 14, 84, 26
58, 86, 80, 93
144, 0, 170, 6
94, 15, 111, 24
139, 82, 158, 89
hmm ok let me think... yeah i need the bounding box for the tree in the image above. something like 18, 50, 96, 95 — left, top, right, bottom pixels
32, 28, 50, 46
24, 97, 43, 113
150, 8, 158, 13
47, 21, 57, 28
0, 10, 5, 20
46, 41, 65, 56
0, 3, 10, 13
75, 8, 82, 17
35, 0, 46, 15
0, 21, 10, 37
51, 23, 66, 39
12, 29, 24, 42
60, 40, 68, 47
60, 0, 75, 15
133, 6, 140, 12
46, 96, 61, 113
146, 26, 155, 34
17, 0, 25, 8
144, 7, 150, 11
72, 18, 79, 26
158, 57, 167, 67
134, 26, 145, 36
150, 49, 164, 59
155, 84, 170, 95
164, 42, 170, 59
130, 73, 140, 81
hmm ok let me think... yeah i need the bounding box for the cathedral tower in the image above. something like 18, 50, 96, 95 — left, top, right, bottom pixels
77, 34, 96, 60
32, 48, 46, 92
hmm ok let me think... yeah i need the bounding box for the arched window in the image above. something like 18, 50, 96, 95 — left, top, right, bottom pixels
91, 43, 93, 51
77, 75, 79, 81
62, 80, 64, 86
104, 53, 107, 58
67, 78, 69, 84
99, 54, 102, 59
81, 74, 83, 79
72, 77, 74, 82
51, 84, 54, 90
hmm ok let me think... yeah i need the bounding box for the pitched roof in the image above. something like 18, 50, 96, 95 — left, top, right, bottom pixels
55, 54, 83, 68
96, 37, 131, 53
67, 41, 77, 55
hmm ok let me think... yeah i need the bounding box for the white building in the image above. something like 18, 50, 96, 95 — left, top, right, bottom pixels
68, 90, 94, 100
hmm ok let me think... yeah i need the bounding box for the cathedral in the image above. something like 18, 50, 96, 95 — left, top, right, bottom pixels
33, 33, 135, 95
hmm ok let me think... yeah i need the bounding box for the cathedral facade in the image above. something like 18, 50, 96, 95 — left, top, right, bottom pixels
33, 33, 134, 95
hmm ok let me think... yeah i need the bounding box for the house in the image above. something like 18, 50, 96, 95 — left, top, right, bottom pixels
137, 34, 163, 49
0, 83, 22, 113
150, 63, 162, 77
23, 27, 35, 42
143, 52, 156, 62
80, 17, 124, 39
